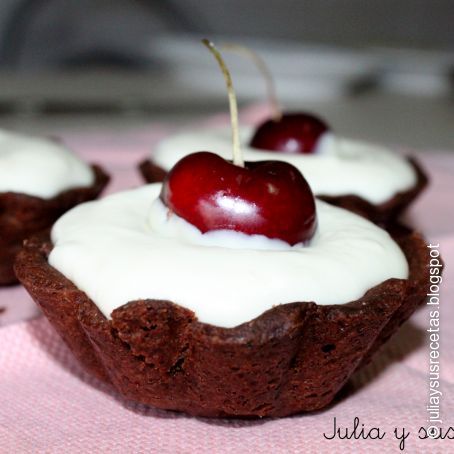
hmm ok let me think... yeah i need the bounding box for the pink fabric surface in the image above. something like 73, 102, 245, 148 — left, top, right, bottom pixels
0, 107, 453, 452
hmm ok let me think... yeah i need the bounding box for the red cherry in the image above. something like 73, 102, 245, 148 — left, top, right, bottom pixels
160, 152, 317, 245
250, 113, 329, 154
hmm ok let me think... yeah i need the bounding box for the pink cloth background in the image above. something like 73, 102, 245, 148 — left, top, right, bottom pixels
0, 107, 452, 452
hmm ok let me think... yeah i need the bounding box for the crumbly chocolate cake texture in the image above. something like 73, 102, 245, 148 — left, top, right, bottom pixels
0, 166, 109, 285
139, 157, 428, 226
15, 226, 430, 418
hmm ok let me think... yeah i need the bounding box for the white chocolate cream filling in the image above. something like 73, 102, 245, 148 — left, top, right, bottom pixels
49, 184, 409, 328
0, 129, 94, 199
150, 127, 417, 205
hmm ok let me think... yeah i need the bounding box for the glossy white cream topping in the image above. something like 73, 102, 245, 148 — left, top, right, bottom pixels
0, 129, 94, 198
150, 127, 417, 205
49, 184, 408, 328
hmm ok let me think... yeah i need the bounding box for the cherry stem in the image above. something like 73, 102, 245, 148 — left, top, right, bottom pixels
202, 39, 244, 167
221, 43, 282, 122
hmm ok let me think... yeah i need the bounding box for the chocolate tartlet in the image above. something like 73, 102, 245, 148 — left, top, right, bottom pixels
139, 157, 428, 226
15, 227, 429, 418
0, 166, 108, 285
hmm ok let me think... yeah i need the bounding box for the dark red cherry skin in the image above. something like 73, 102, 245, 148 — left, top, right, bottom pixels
250, 113, 329, 154
160, 151, 317, 245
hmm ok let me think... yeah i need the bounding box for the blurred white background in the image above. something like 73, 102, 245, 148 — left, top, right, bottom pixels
0, 0, 452, 148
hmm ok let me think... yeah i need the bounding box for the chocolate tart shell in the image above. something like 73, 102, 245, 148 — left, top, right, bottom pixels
0, 166, 109, 285
139, 157, 428, 226
15, 227, 430, 418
